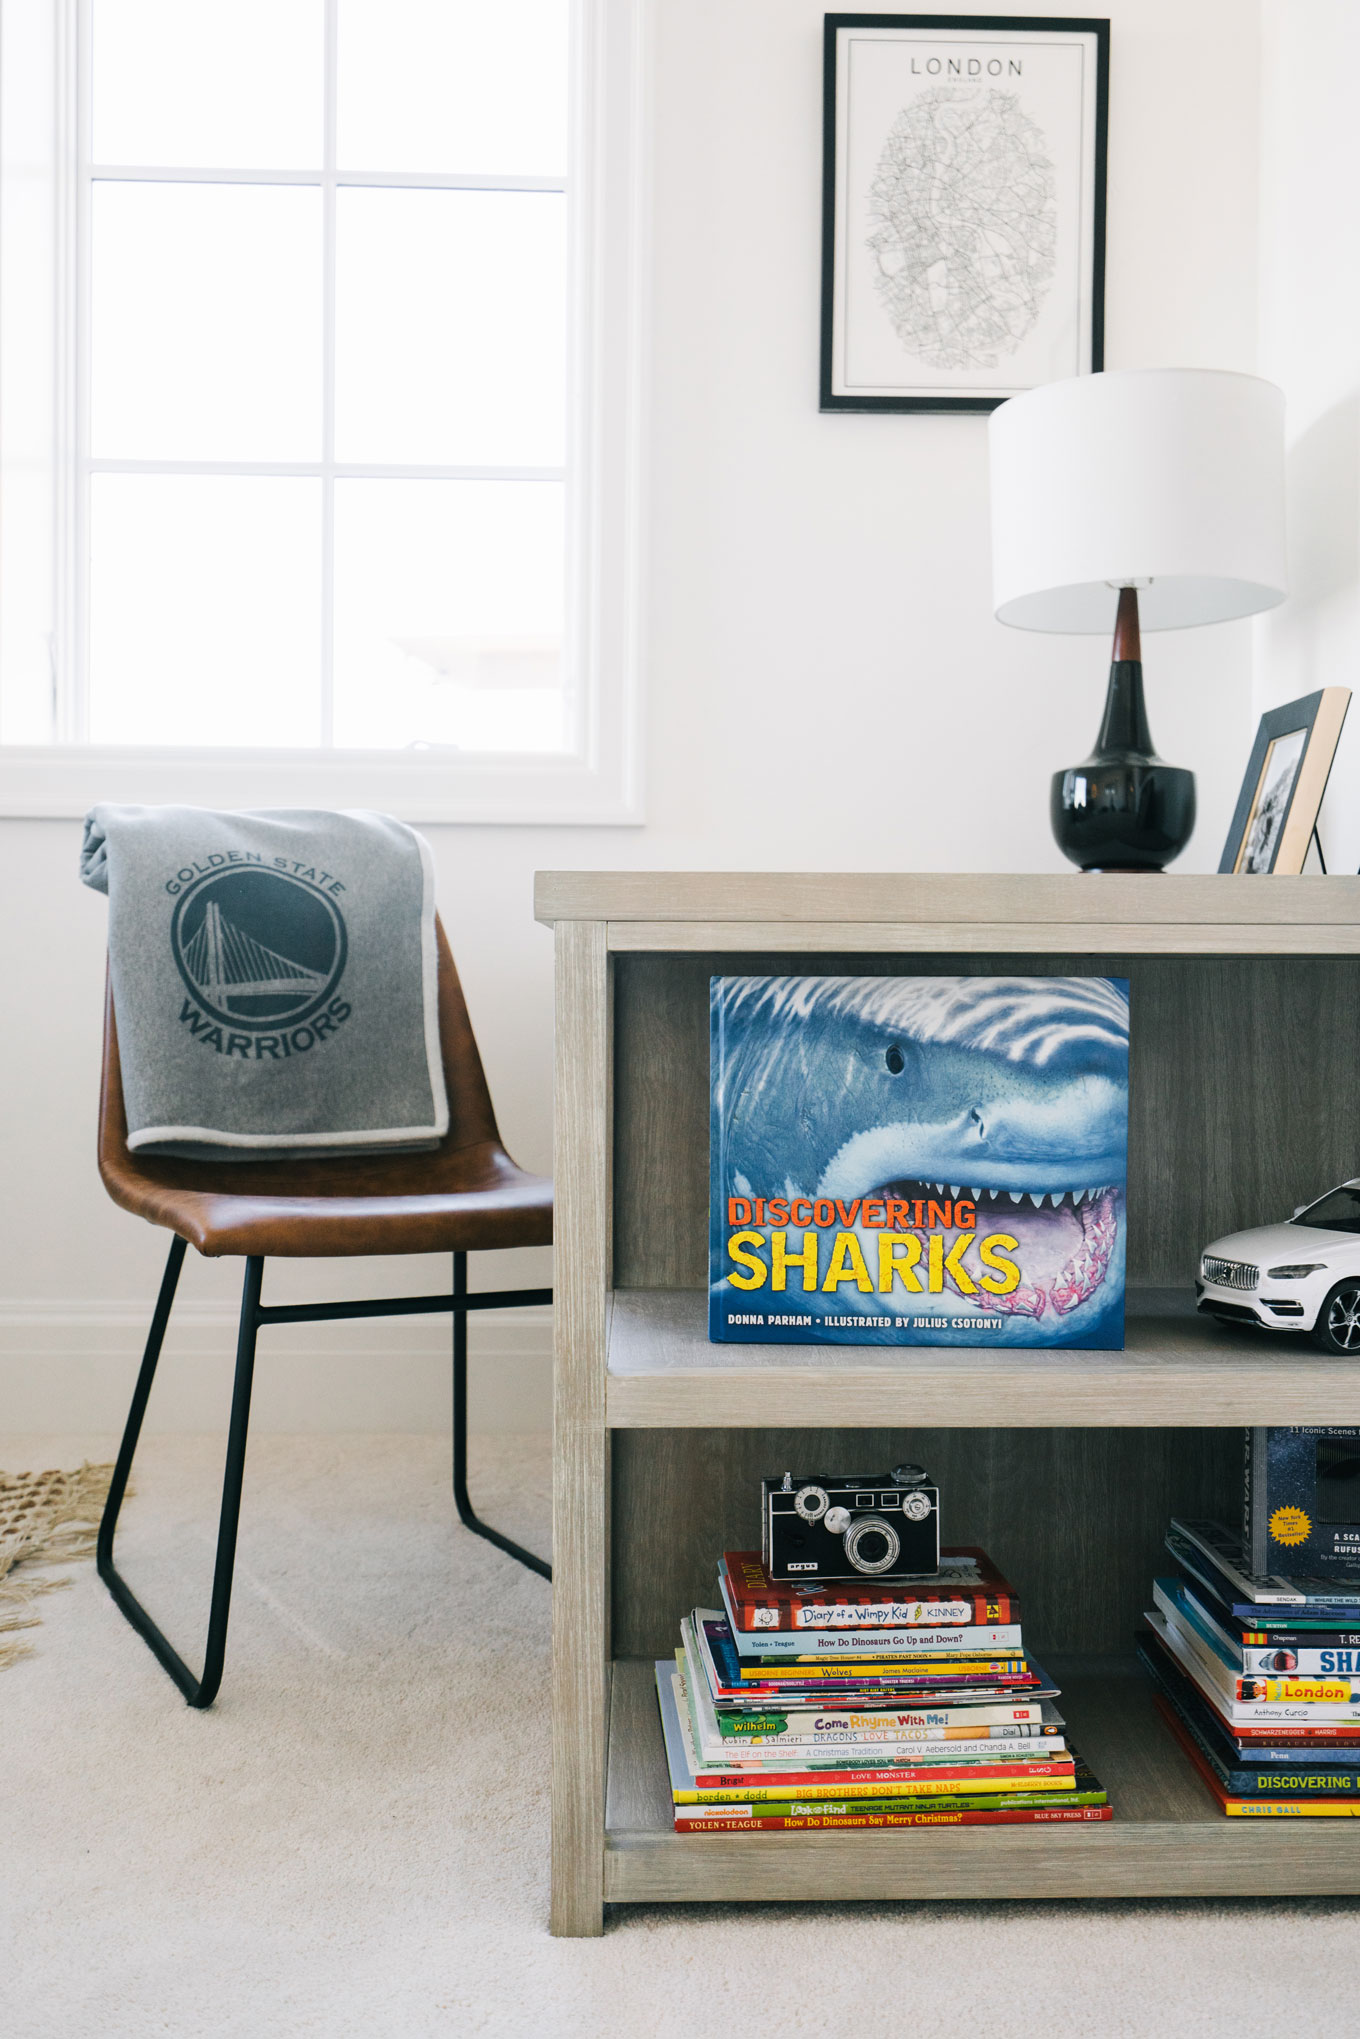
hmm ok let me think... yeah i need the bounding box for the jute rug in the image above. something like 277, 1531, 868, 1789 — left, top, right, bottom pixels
0, 1463, 116, 1669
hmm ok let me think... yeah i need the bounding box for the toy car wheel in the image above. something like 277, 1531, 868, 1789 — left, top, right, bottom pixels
1311, 1281, 1360, 1354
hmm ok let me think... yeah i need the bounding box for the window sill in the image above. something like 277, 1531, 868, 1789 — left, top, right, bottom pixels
0, 743, 644, 826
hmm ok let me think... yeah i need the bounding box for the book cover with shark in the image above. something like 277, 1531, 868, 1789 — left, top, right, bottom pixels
709, 974, 1129, 1349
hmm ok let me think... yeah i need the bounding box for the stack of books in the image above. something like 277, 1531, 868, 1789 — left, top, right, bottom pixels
1140, 1516, 1360, 1816
655, 1546, 1112, 1832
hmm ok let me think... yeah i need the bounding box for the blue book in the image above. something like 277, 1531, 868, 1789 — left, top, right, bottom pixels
708, 974, 1129, 1347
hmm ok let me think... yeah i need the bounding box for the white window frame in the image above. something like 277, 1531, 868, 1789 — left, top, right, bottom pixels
0, 0, 647, 824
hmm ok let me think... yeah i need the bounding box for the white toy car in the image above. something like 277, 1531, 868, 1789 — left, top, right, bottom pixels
1198, 1181, 1360, 1353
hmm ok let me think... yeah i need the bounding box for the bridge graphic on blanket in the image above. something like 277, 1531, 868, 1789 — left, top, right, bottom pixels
181, 901, 327, 1011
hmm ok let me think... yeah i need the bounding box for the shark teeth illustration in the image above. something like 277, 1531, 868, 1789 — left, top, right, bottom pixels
863, 1182, 1119, 1214
960, 1184, 1125, 1209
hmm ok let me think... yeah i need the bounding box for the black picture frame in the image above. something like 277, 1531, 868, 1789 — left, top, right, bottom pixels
1218, 689, 1351, 876
820, 14, 1109, 413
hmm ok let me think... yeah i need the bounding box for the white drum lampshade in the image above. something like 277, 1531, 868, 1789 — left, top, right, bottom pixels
986, 368, 1288, 871
990, 368, 1287, 632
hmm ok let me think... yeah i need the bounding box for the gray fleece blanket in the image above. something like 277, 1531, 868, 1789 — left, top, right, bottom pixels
80, 806, 448, 1160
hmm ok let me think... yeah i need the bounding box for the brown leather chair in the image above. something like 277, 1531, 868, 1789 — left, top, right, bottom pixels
95, 917, 552, 1707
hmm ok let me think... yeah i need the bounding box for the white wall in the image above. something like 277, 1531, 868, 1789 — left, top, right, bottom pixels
0, 0, 1263, 1435
1255, 0, 1360, 873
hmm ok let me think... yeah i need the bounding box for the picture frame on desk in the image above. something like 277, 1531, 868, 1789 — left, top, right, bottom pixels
1218, 689, 1351, 875
820, 13, 1109, 413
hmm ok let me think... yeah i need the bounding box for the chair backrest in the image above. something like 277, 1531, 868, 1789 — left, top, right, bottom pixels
99, 913, 504, 1189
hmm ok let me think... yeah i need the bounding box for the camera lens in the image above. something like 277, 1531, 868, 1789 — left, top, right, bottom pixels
843, 1515, 901, 1575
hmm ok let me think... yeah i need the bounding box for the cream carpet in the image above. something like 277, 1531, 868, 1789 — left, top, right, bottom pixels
3, 1430, 1357, 2039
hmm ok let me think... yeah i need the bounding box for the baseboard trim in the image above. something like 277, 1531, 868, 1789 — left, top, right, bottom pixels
0, 1300, 553, 1434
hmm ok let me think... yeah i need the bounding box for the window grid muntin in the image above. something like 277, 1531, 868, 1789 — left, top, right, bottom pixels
76, 0, 570, 751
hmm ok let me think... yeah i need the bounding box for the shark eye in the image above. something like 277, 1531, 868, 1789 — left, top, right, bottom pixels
884, 1045, 905, 1075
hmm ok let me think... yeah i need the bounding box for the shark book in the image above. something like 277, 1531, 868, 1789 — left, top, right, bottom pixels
709, 974, 1129, 1349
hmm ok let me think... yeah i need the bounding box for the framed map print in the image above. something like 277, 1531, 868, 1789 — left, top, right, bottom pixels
821, 15, 1109, 412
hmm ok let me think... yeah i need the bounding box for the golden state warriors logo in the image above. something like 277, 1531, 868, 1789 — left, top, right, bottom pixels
171, 867, 350, 1056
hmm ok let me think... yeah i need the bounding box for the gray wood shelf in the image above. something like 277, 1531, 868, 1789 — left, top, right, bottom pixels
604, 1656, 1360, 1903
607, 1289, 1360, 1427
539, 872, 1360, 1932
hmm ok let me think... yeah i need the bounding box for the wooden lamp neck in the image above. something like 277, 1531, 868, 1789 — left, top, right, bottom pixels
1112, 585, 1142, 664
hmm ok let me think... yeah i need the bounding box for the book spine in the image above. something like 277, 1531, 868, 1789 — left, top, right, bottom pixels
713, 1702, 1039, 1740
1232, 1601, 1360, 1620
698, 1739, 1067, 1774
1233, 1724, 1360, 1744
1223, 1765, 1360, 1796
737, 1657, 1032, 1683
1220, 1797, 1360, 1816
717, 1723, 1055, 1744
729, 1596, 1015, 1631
733, 1623, 1026, 1659
1241, 1628, 1360, 1646
721, 1558, 1017, 1629
1241, 1645, 1360, 1676
704, 1732, 1049, 1760
676, 1764, 1077, 1801
685, 1761, 1068, 1794
715, 1701, 1047, 1732
684, 1769, 1080, 1804
679, 1786, 1101, 1818
1246, 1427, 1266, 1577
1231, 1674, 1360, 1704
674, 1804, 1113, 1831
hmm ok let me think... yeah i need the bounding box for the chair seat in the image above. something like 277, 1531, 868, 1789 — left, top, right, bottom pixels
99, 1134, 554, 1257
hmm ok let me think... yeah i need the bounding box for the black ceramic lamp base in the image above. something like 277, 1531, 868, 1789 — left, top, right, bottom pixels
1050, 590, 1196, 873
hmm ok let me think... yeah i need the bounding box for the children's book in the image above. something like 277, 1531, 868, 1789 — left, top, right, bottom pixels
1245, 1428, 1360, 1585
709, 974, 1129, 1347
719, 1547, 1018, 1629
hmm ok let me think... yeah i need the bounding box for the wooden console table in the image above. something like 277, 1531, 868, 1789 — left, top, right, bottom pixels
537, 872, 1360, 1936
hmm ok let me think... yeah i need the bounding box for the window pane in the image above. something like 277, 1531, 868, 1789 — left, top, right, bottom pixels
92, 0, 322, 170
89, 476, 321, 745
91, 183, 321, 462
332, 480, 565, 752
337, 0, 567, 176
334, 189, 565, 467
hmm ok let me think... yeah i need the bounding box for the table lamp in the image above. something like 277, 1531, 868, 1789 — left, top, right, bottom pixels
988, 368, 1288, 871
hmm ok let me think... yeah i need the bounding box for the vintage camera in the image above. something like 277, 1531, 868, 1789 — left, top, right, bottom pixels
761, 1465, 939, 1583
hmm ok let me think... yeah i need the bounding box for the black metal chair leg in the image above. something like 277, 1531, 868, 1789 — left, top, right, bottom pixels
452, 1251, 551, 1580
97, 1250, 264, 1707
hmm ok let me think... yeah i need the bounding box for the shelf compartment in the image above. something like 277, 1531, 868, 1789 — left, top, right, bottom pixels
606, 1289, 1360, 1428
603, 1656, 1360, 1904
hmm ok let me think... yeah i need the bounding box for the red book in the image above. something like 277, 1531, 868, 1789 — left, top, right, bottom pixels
722, 1548, 1018, 1631
675, 1803, 1111, 1832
